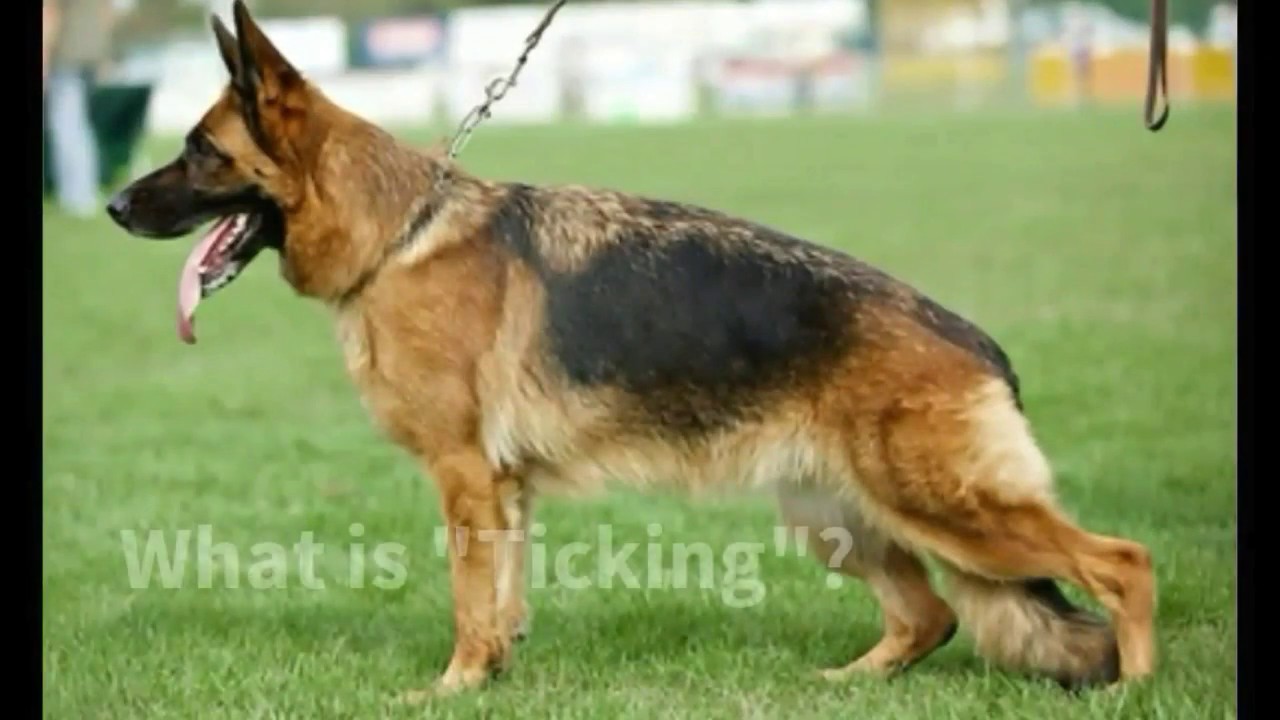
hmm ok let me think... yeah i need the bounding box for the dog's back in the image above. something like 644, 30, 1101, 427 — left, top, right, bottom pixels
480, 180, 1022, 447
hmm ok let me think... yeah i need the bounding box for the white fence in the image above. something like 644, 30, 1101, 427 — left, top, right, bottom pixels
119, 0, 873, 134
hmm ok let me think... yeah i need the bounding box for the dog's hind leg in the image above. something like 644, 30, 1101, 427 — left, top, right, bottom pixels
845, 377, 1156, 687
777, 487, 957, 678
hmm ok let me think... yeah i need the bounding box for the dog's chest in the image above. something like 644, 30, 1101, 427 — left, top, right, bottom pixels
335, 307, 375, 381
330, 285, 495, 456
334, 307, 392, 416
332, 306, 426, 449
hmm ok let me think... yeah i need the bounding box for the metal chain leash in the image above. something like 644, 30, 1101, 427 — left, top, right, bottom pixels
389, 0, 565, 266
446, 0, 569, 161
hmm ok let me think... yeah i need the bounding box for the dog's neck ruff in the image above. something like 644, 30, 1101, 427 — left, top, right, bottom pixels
336, 181, 443, 306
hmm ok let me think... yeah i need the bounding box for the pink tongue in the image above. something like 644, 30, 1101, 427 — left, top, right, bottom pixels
176, 218, 234, 344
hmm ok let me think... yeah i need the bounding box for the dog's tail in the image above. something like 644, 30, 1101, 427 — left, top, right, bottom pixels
943, 569, 1119, 689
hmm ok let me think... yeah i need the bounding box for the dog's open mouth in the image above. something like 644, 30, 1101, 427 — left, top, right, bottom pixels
176, 213, 269, 344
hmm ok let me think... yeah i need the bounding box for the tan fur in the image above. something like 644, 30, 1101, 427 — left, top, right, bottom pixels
126, 2, 1158, 698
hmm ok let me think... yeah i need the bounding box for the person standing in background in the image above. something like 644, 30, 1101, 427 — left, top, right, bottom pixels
44, 0, 115, 219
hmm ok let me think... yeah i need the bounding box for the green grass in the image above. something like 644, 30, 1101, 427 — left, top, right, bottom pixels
43, 105, 1236, 718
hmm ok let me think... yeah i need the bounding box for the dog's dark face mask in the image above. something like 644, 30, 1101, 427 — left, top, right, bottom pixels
104, 1, 302, 344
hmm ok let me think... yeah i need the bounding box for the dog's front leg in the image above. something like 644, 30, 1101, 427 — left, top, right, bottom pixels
423, 449, 512, 697
496, 477, 533, 644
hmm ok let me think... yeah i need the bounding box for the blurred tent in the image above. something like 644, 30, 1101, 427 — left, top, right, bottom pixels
42, 81, 153, 197
871, 0, 1227, 110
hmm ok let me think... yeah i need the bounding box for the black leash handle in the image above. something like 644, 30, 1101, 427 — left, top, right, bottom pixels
1144, 0, 1170, 131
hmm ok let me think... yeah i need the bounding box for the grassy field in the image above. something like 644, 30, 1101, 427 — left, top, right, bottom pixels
43, 106, 1236, 718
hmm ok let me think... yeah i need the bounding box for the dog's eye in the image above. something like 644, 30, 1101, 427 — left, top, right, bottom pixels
185, 133, 217, 160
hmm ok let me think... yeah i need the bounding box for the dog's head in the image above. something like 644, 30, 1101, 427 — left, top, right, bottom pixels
107, 0, 369, 342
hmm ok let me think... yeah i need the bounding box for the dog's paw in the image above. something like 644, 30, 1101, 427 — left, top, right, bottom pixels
817, 656, 902, 683
393, 687, 436, 706
503, 602, 532, 643
508, 613, 532, 643
818, 665, 874, 683
394, 668, 490, 704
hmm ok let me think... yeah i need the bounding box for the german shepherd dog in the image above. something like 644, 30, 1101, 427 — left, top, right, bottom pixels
105, 0, 1156, 699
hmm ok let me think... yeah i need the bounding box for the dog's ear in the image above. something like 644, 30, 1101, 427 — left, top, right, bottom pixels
228, 0, 304, 159
232, 0, 301, 105
210, 14, 241, 81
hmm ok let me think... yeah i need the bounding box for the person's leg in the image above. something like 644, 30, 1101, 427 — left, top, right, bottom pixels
46, 67, 100, 218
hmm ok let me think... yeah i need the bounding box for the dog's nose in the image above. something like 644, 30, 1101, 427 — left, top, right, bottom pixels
105, 193, 130, 226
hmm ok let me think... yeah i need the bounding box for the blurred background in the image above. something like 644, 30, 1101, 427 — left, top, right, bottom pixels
41, 0, 1235, 213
